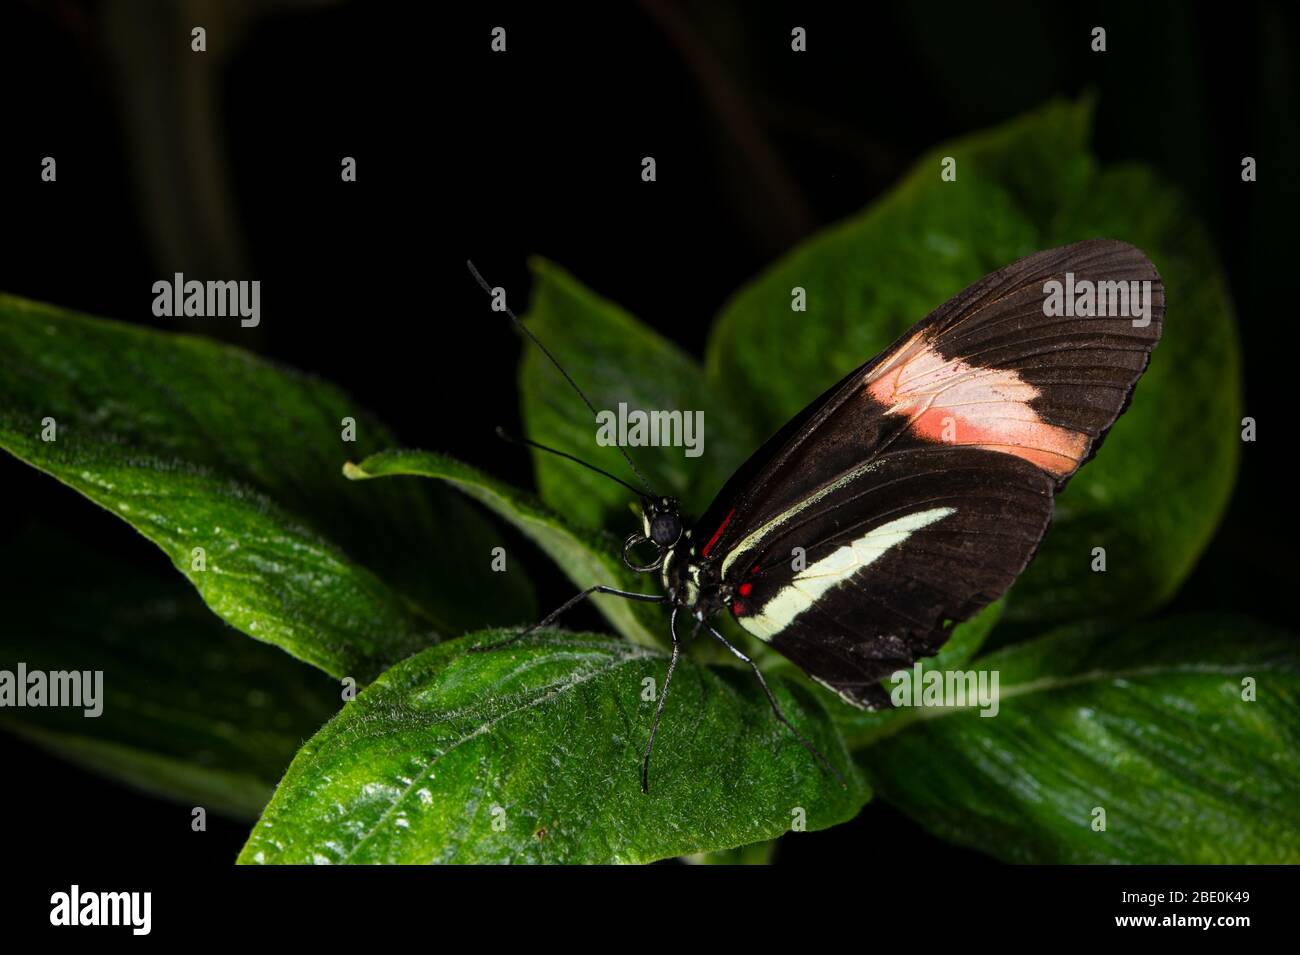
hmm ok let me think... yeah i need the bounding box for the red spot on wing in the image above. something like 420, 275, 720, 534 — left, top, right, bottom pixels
731, 600, 746, 616
866, 332, 1088, 477
701, 507, 735, 558
738, 582, 753, 597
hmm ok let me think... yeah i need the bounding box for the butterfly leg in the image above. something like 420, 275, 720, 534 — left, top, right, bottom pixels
470, 584, 664, 653
706, 623, 848, 789
641, 606, 681, 794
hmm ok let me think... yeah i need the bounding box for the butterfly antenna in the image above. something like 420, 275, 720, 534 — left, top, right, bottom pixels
495, 427, 646, 497
467, 260, 656, 495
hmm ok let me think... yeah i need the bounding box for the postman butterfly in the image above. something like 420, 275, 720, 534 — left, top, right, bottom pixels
469, 238, 1164, 791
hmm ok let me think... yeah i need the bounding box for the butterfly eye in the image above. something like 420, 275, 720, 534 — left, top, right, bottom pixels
650, 513, 682, 547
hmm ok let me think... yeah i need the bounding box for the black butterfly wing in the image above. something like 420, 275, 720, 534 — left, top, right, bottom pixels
724, 446, 1054, 707
695, 239, 1164, 708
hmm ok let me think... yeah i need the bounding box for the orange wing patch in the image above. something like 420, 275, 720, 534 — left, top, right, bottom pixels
865, 333, 1087, 477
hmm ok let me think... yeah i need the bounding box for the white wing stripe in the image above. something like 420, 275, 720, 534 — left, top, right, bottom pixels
720, 458, 887, 578
741, 507, 956, 642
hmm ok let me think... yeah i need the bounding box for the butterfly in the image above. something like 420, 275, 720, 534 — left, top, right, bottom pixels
469, 238, 1164, 791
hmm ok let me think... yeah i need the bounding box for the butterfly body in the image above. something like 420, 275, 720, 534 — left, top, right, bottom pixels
658, 522, 725, 621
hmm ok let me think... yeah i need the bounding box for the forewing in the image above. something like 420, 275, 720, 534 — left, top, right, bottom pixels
694, 238, 1163, 563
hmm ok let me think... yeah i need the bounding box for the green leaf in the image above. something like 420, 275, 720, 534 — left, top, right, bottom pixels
858, 616, 1300, 863
519, 258, 758, 532
0, 295, 534, 679
0, 538, 339, 819
683, 840, 776, 865
344, 448, 663, 647
239, 630, 868, 864
708, 99, 1092, 434
705, 98, 1238, 624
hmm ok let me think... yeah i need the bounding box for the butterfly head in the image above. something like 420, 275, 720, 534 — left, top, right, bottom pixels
644, 496, 684, 548
622, 496, 685, 573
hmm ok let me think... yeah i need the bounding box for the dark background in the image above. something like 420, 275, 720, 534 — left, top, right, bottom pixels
0, 0, 1295, 868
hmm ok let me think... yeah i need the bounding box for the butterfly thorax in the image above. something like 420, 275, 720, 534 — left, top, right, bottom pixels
661, 535, 728, 620
628, 496, 730, 621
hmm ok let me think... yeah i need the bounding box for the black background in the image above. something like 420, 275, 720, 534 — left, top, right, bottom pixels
0, 0, 1296, 877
